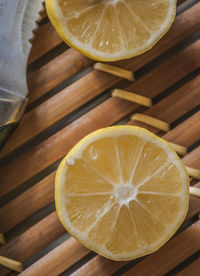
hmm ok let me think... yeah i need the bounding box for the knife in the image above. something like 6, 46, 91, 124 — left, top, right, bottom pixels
0, 0, 44, 150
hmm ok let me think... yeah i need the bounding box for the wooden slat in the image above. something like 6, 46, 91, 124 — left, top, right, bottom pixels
1, 40, 200, 160
20, 239, 89, 276
0, 77, 199, 232
26, 3, 200, 105
143, 75, 200, 124
0, 128, 199, 276
0, 172, 55, 233
28, 48, 92, 104
177, 258, 200, 276
0, 83, 199, 200
0, 212, 65, 276
182, 147, 200, 169
28, 22, 62, 64
163, 112, 200, 148
0, 78, 199, 232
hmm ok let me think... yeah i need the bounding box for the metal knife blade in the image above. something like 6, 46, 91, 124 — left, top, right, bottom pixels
0, 0, 44, 149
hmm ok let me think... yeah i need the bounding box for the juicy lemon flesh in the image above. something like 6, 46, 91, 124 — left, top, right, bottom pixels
55, 126, 189, 260
46, 0, 176, 61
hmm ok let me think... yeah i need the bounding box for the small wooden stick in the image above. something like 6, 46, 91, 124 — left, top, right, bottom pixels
0, 233, 5, 244
0, 256, 23, 272
131, 113, 170, 132
186, 166, 200, 180
94, 62, 134, 81
189, 186, 200, 197
169, 142, 187, 156
112, 89, 152, 107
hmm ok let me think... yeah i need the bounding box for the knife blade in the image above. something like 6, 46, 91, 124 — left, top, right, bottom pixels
0, 0, 44, 150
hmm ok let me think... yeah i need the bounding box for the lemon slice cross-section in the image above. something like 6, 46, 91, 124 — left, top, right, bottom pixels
55, 126, 189, 261
46, 0, 177, 61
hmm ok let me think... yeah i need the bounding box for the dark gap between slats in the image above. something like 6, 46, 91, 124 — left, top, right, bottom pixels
27, 29, 200, 113
38, 15, 49, 26
153, 67, 200, 105
5, 202, 55, 242
27, 42, 69, 74
115, 116, 130, 126
1, 71, 199, 204
0, 158, 60, 208
136, 31, 200, 82
23, 232, 70, 270
188, 140, 200, 153
175, 214, 199, 236
60, 252, 97, 276
177, 0, 200, 14
164, 250, 200, 276
0, 89, 111, 169
16, 205, 200, 274
171, 105, 200, 129
1, 71, 199, 208
0, 91, 113, 206
26, 65, 93, 112
112, 257, 144, 276
2, 34, 198, 167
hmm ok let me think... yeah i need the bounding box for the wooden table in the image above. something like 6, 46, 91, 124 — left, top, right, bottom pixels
0, 0, 200, 275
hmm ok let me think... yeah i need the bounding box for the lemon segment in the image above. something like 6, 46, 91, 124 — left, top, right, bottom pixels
55, 126, 189, 260
45, 0, 177, 61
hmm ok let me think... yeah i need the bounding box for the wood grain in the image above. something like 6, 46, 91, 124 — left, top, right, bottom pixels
163, 112, 200, 148
28, 22, 62, 64
0, 172, 55, 233
144, 75, 200, 124
0, 212, 64, 263
177, 258, 200, 276
0, 77, 199, 232
0, 136, 199, 276
0, 76, 200, 199
182, 147, 200, 169
28, 48, 92, 104
1, 40, 200, 160
20, 238, 89, 276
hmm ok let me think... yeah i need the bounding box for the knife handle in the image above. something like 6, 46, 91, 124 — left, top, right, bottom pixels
0, 123, 17, 152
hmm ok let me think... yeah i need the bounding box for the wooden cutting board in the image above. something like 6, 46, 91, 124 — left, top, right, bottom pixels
0, 0, 200, 275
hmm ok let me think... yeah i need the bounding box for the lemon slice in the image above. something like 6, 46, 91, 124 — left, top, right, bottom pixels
45, 0, 177, 61
55, 126, 189, 260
